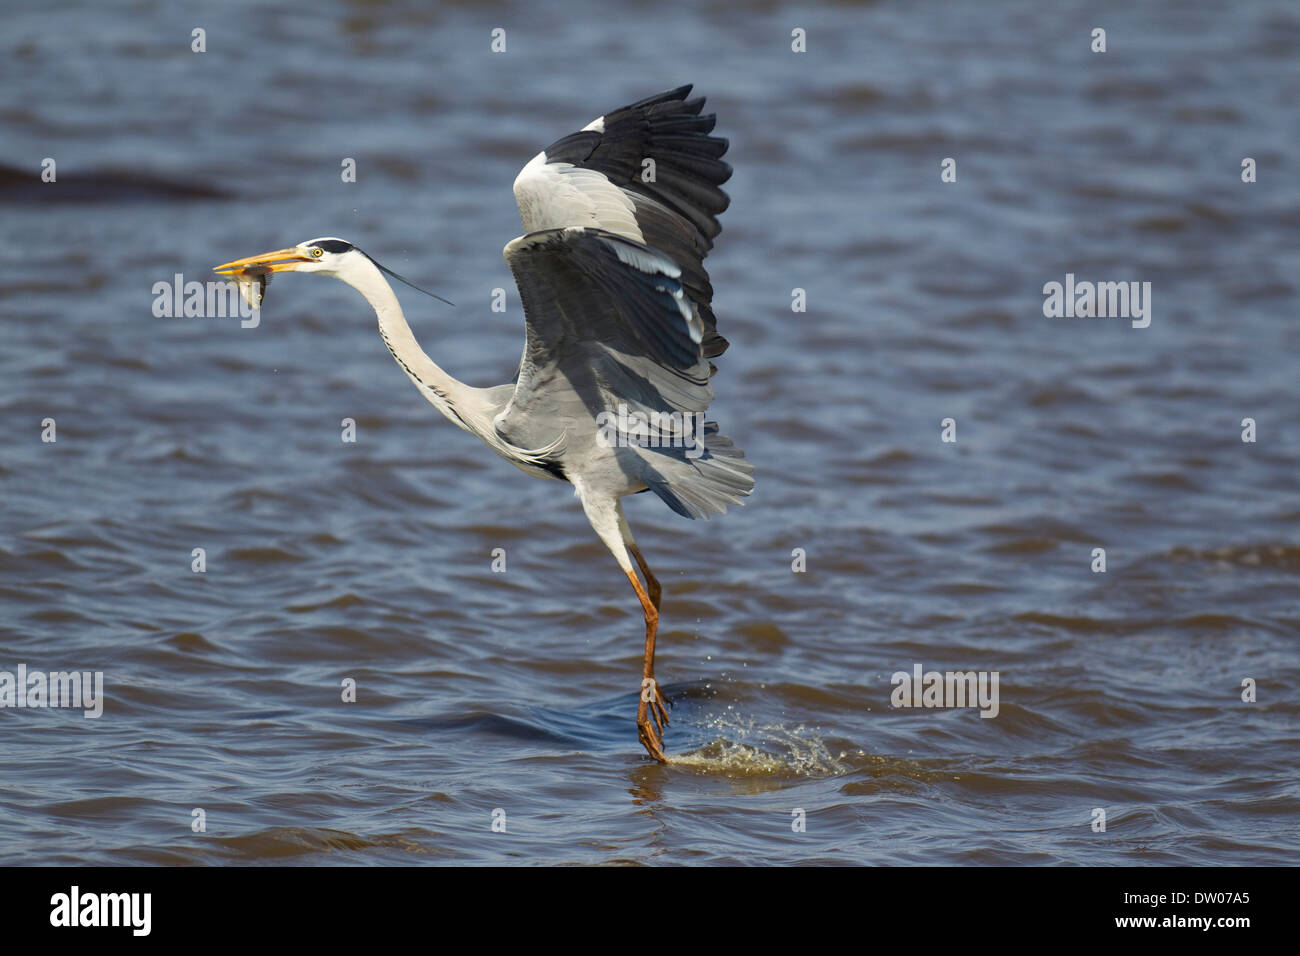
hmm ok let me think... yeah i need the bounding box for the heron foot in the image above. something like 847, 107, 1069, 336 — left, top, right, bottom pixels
651, 680, 671, 731
637, 713, 668, 763
636, 689, 669, 763
640, 678, 671, 734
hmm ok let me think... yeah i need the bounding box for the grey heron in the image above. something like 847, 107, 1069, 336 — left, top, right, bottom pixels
213, 85, 753, 762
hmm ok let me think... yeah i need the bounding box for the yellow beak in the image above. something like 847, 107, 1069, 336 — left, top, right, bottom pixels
212, 247, 314, 276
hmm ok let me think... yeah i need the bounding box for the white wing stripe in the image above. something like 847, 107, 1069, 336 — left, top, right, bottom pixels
598, 235, 680, 277
512, 151, 644, 243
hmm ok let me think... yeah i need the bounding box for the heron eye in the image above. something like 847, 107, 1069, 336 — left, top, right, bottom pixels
311, 248, 323, 258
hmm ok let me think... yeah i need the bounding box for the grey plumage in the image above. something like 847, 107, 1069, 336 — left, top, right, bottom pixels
499, 226, 752, 518
212, 85, 751, 762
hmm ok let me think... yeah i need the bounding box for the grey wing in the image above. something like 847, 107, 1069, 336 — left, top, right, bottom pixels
497, 228, 752, 518
499, 228, 710, 436
511, 84, 733, 364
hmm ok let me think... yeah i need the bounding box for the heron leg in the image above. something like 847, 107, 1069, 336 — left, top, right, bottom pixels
618, 506, 670, 729
624, 568, 668, 760
579, 492, 670, 762
625, 534, 661, 610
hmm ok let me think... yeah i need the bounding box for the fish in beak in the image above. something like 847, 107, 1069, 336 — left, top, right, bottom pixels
213, 247, 313, 310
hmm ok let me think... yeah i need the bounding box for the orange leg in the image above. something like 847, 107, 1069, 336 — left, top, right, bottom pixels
627, 541, 670, 730
626, 568, 669, 762
580, 494, 672, 762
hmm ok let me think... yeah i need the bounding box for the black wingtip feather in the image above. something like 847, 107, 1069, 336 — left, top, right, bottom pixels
536, 87, 737, 364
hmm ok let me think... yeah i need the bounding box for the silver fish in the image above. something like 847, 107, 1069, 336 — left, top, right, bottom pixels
230, 263, 271, 310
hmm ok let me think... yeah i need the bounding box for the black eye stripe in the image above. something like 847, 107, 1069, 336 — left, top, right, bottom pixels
313, 239, 353, 254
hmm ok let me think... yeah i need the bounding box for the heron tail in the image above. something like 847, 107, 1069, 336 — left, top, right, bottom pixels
633, 420, 754, 520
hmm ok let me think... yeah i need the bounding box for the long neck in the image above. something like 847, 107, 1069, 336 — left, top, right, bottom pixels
338, 256, 485, 435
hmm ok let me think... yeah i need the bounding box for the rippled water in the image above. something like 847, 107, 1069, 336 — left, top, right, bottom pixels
2, 0, 1298, 865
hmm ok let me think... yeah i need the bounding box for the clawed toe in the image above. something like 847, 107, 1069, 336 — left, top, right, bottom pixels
652, 681, 670, 728
637, 716, 668, 763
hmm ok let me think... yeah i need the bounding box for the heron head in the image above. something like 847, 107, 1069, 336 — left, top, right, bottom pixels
213, 237, 454, 306
213, 237, 359, 278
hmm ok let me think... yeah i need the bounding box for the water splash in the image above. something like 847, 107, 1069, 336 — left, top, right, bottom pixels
671, 713, 853, 777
